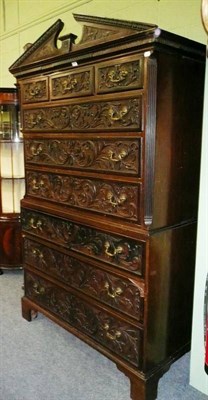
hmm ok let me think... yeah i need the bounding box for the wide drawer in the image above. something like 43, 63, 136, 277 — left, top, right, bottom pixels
21, 209, 145, 276
24, 137, 142, 176
25, 170, 141, 222
24, 237, 145, 321
25, 271, 143, 367
22, 96, 142, 131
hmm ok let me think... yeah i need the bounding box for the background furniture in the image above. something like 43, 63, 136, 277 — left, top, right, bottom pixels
10, 15, 205, 400
0, 88, 24, 273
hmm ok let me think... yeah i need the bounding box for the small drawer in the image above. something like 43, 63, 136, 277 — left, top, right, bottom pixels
22, 96, 142, 132
25, 271, 143, 367
25, 170, 141, 222
50, 67, 94, 99
24, 238, 145, 321
22, 209, 145, 276
24, 137, 142, 177
20, 77, 49, 103
96, 56, 144, 94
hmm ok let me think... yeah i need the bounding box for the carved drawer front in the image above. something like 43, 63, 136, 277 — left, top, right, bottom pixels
26, 170, 141, 222
24, 137, 142, 176
25, 271, 143, 367
96, 56, 144, 94
22, 97, 142, 131
22, 209, 144, 276
50, 67, 93, 99
24, 238, 145, 321
20, 77, 49, 103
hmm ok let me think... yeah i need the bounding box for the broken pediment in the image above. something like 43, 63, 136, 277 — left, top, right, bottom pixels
9, 13, 158, 74
73, 13, 158, 47
9, 19, 77, 72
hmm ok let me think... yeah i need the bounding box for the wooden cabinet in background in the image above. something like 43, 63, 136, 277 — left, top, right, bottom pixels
9, 15, 205, 399
0, 88, 24, 272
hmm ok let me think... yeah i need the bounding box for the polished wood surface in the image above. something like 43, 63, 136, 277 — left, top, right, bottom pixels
10, 14, 205, 400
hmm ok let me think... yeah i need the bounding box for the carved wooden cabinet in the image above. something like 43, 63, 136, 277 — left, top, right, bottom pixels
9, 14, 205, 400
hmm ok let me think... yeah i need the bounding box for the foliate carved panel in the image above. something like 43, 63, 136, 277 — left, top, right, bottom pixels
50, 68, 93, 99
80, 25, 117, 44
24, 138, 141, 176
22, 97, 142, 131
96, 58, 144, 93
26, 171, 140, 221
21, 78, 48, 103
24, 238, 145, 320
25, 272, 143, 367
22, 210, 144, 276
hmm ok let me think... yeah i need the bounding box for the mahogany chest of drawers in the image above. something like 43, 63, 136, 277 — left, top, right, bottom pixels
10, 14, 205, 400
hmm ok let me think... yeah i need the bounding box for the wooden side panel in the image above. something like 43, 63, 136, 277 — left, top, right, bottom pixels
144, 223, 196, 370
151, 52, 205, 228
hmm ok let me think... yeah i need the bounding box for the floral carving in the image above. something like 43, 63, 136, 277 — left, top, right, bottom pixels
22, 209, 144, 275
23, 98, 142, 131
24, 238, 144, 320
51, 69, 92, 98
97, 59, 143, 92
22, 79, 48, 102
26, 171, 139, 221
25, 272, 142, 366
80, 25, 116, 44
25, 138, 140, 175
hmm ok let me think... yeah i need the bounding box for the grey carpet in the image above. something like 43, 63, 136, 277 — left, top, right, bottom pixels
0, 270, 207, 400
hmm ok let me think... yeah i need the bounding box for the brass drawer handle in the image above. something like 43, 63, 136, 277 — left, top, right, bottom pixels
31, 144, 43, 156
106, 192, 127, 207
108, 68, 128, 83
28, 86, 41, 98
104, 282, 123, 298
103, 323, 121, 340
32, 248, 44, 259
29, 218, 42, 230
104, 241, 123, 257
33, 283, 45, 295
64, 77, 77, 91
32, 179, 44, 190
108, 105, 128, 121
108, 149, 128, 162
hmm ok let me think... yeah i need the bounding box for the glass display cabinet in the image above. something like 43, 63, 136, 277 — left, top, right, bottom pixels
0, 88, 25, 273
